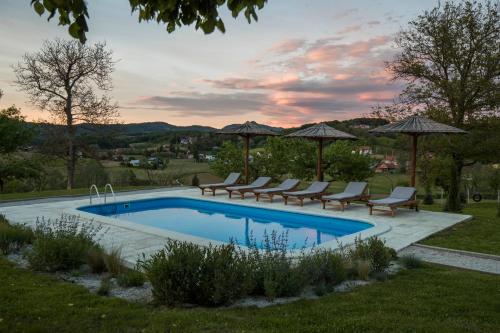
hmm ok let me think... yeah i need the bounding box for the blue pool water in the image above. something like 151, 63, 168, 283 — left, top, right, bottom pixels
78, 198, 372, 249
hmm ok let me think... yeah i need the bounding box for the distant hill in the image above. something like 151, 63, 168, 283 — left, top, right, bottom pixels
31, 121, 216, 137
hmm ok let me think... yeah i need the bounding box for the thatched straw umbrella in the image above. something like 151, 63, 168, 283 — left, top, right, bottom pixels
219, 121, 278, 184
369, 115, 466, 187
286, 123, 357, 181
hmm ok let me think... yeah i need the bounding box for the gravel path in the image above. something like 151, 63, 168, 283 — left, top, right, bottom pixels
399, 244, 500, 275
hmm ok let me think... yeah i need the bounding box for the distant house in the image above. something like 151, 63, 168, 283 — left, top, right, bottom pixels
180, 137, 193, 145
356, 146, 373, 155
352, 124, 371, 129
204, 154, 216, 161
375, 154, 399, 173
129, 159, 141, 167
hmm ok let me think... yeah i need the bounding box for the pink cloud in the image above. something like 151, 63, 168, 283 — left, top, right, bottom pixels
269, 38, 306, 54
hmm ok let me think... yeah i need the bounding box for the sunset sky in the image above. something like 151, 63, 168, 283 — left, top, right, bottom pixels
0, 0, 440, 128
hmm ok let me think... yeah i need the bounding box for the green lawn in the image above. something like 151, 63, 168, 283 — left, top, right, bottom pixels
420, 201, 500, 256
0, 257, 499, 332
0, 186, 159, 202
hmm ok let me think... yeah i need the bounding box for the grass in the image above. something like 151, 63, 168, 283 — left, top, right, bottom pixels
0, 185, 159, 202
420, 201, 500, 256
0, 257, 499, 332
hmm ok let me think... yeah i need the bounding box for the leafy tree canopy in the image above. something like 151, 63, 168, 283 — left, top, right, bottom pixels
324, 141, 374, 182
30, 0, 267, 43
0, 106, 34, 154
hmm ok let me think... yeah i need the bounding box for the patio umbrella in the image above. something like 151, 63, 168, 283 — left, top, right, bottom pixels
218, 121, 278, 184
286, 123, 357, 181
369, 115, 467, 187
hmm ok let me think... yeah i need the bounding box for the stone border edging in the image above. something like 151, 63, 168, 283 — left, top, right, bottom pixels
412, 243, 500, 261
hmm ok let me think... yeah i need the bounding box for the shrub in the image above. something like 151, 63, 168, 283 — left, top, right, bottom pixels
191, 174, 200, 187
104, 247, 126, 276
0, 217, 34, 254
246, 232, 305, 300
140, 240, 205, 306
86, 246, 107, 274
117, 270, 146, 288
26, 215, 103, 272
298, 248, 347, 288
399, 254, 423, 269
349, 237, 394, 273
197, 243, 251, 305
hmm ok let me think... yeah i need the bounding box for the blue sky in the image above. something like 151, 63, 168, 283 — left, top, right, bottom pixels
0, 0, 441, 127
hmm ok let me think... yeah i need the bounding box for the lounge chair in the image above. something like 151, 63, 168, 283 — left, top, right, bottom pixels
226, 176, 272, 199
253, 179, 300, 202
367, 186, 419, 217
198, 172, 241, 196
321, 181, 369, 211
282, 181, 330, 206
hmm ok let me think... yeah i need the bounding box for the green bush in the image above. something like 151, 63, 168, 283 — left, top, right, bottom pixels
117, 270, 146, 288
298, 248, 347, 288
349, 237, 394, 273
141, 234, 395, 307
399, 254, 423, 269
245, 232, 305, 300
197, 243, 251, 305
191, 174, 200, 187
140, 240, 205, 306
0, 217, 34, 255
26, 215, 103, 272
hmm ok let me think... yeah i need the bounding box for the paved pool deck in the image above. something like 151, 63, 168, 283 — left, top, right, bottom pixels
0, 187, 471, 267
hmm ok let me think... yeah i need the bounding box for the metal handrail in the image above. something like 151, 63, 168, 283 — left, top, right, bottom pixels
104, 183, 116, 204
90, 184, 100, 204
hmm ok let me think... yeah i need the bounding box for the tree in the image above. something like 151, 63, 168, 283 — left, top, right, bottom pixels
0, 105, 40, 192
30, 0, 267, 43
14, 39, 118, 189
211, 141, 244, 179
252, 137, 294, 181
324, 141, 374, 182
0, 106, 34, 154
386, 1, 499, 211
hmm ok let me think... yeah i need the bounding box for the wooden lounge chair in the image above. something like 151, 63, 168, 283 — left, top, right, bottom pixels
198, 172, 241, 196
367, 186, 419, 217
226, 176, 272, 199
321, 181, 369, 211
282, 181, 330, 206
253, 179, 300, 202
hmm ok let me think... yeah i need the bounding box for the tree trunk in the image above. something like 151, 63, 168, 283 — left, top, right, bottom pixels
65, 97, 76, 190
445, 154, 464, 212
0, 177, 3, 192
66, 127, 76, 190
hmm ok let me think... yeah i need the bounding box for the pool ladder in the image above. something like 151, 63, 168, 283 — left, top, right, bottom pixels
104, 183, 116, 204
89, 184, 116, 204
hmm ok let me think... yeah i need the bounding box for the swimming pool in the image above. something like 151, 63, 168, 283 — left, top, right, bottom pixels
78, 197, 373, 249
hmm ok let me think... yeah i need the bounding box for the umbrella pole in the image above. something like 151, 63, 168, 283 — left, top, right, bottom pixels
244, 135, 250, 184
410, 134, 418, 187
317, 138, 323, 181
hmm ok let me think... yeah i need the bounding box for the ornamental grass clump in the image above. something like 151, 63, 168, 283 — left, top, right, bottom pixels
117, 269, 146, 288
0, 215, 34, 255
399, 254, 424, 269
26, 215, 104, 272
